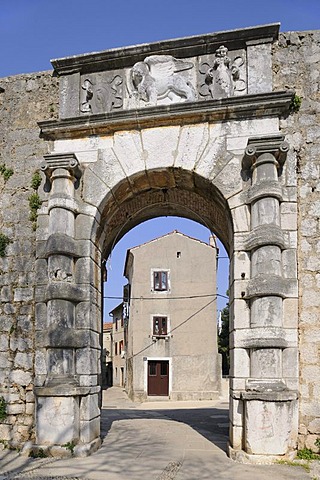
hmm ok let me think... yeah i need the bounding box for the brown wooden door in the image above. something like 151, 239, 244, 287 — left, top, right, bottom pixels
148, 361, 169, 396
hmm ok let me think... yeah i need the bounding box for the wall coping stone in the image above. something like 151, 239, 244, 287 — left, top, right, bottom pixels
51, 24, 280, 75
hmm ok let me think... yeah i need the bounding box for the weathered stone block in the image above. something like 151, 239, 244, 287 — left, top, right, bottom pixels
250, 348, 282, 378
1, 286, 13, 302
230, 398, 244, 427
9, 370, 32, 386
36, 396, 79, 444
229, 424, 243, 450
78, 375, 98, 387
251, 296, 282, 328
281, 202, 297, 230
35, 302, 47, 330
7, 403, 25, 415
283, 348, 298, 378
247, 43, 272, 94
76, 302, 100, 331
245, 399, 295, 455
112, 130, 145, 177
80, 394, 100, 421
231, 205, 250, 233
283, 298, 298, 328
14, 352, 33, 370
0, 424, 12, 441
76, 348, 99, 375
0, 334, 8, 351
14, 288, 33, 302
229, 348, 250, 377
79, 417, 100, 444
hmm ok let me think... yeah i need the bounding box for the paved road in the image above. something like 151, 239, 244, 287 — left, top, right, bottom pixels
0, 387, 315, 479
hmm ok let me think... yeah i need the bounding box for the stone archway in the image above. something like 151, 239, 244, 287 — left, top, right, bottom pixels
34, 24, 298, 460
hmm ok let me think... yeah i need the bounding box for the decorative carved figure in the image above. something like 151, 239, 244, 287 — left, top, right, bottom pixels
199, 45, 246, 99
81, 75, 123, 114
129, 55, 196, 106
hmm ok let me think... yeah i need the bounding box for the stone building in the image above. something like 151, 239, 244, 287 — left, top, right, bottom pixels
123, 231, 221, 401
109, 303, 126, 388
101, 322, 112, 388
0, 23, 319, 460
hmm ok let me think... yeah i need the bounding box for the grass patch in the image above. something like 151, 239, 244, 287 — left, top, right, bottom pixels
277, 459, 310, 473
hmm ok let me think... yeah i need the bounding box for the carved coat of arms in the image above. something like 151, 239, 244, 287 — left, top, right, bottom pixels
199, 45, 246, 99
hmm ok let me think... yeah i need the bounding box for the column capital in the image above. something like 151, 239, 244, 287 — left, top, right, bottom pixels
41, 152, 82, 186
243, 135, 289, 171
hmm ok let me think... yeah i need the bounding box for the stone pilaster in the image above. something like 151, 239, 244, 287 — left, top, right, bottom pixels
229, 135, 298, 459
34, 153, 101, 453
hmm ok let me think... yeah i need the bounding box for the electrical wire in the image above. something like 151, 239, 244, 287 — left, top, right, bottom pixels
104, 293, 229, 300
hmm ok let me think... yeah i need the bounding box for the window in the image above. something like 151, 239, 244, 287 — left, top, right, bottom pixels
160, 362, 168, 376
115, 318, 118, 331
121, 316, 124, 328
153, 271, 168, 291
153, 316, 167, 336
115, 342, 118, 356
149, 362, 156, 376
119, 340, 124, 354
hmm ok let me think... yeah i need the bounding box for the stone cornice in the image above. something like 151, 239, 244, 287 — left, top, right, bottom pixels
39, 90, 294, 140
51, 24, 280, 75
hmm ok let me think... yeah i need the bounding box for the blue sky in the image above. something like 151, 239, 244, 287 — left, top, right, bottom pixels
1, 0, 319, 77
1, 0, 319, 316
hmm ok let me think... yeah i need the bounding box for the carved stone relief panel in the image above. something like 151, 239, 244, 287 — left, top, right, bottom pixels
78, 49, 247, 114
198, 46, 247, 100
80, 70, 124, 114
126, 55, 197, 108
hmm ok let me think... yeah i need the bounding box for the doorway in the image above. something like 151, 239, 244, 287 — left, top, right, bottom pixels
148, 360, 169, 396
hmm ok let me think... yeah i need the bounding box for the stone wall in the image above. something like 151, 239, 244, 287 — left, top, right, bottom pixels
273, 30, 320, 450
0, 72, 58, 446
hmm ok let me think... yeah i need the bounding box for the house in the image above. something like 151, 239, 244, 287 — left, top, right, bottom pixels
109, 303, 126, 388
102, 322, 113, 388
123, 230, 222, 401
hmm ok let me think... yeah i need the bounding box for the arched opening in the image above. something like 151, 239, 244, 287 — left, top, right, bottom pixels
95, 168, 233, 451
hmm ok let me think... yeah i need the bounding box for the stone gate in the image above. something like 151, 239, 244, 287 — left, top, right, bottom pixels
0, 23, 319, 461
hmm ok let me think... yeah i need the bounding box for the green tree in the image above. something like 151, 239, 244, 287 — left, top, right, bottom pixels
218, 299, 229, 375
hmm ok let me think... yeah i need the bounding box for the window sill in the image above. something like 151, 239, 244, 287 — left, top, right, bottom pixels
152, 335, 170, 341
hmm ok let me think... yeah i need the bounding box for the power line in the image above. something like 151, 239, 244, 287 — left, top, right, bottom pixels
104, 293, 229, 300
129, 297, 216, 360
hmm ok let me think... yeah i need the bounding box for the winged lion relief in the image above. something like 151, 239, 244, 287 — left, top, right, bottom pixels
128, 55, 197, 107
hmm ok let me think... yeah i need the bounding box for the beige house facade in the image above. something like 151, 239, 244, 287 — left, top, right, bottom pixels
101, 322, 112, 388
124, 231, 221, 401
109, 303, 126, 388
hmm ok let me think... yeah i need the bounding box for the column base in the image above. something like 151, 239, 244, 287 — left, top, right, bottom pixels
228, 443, 296, 464
21, 437, 101, 458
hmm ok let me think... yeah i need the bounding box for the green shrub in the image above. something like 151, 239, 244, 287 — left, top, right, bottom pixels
0, 164, 13, 182
0, 234, 11, 257
0, 397, 7, 422
297, 448, 318, 460
31, 171, 42, 190
290, 94, 302, 113
28, 192, 42, 230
